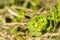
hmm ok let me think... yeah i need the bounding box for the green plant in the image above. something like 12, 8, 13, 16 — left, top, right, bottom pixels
27, 15, 51, 37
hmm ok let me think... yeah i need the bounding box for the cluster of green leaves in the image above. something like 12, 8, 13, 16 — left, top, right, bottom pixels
27, 15, 51, 37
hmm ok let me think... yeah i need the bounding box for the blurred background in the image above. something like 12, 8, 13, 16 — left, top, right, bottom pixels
0, 0, 60, 40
